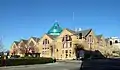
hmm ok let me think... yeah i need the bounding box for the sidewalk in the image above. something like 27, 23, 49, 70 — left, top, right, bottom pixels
57, 60, 82, 63
0, 62, 59, 69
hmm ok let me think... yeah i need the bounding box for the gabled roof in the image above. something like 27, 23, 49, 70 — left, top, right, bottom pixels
63, 28, 92, 37
47, 34, 59, 40
21, 39, 28, 44
14, 41, 19, 46
31, 37, 40, 42
65, 28, 76, 34
96, 34, 103, 41
77, 29, 92, 37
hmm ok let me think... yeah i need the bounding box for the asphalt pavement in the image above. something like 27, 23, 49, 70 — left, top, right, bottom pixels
1, 58, 120, 70
0, 61, 82, 70
80, 58, 120, 70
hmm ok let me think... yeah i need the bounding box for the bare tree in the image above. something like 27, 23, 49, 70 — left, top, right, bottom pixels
0, 37, 4, 52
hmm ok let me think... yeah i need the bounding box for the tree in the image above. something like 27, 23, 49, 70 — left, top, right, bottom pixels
74, 43, 85, 60
0, 37, 4, 52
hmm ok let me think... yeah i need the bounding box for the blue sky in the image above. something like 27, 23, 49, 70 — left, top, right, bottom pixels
0, 0, 120, 50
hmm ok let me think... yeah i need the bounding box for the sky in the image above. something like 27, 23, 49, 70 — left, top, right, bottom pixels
0, 0, 120, 50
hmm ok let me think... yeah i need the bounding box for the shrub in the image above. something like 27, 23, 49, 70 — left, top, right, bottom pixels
0, 57, 54, 66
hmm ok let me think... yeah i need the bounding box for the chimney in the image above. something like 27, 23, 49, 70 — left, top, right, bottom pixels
75, 28, 78, 32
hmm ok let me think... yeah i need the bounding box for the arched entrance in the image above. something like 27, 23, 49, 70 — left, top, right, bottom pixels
74, 44, 85, 60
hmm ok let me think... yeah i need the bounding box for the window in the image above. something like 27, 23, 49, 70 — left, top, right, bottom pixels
45, 39, 47, 44
66, 50, 68, 53
43, 39, 49, 45
69, 50, 71, 54
48, 40, 49, 44
66, 42, 68, 48
42, 51, 44, 54
115, 40, 118, 43
69, 54, 71, 57
79, 33, 82, 39
63, 42, 65, 48
57, 49, 58, 52
69, 36, 72, 41
43, 40, 44, 45
110, 41, 112, 45
65, 54, 68, 58
62, 50, 64, 54
65, 35, 68, 41
62, 37, 64, 42
62, 35, 72, 48
70, 42, 72, 47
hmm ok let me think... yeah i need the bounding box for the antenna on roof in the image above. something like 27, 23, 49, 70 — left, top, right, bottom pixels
73, 12, 74, 21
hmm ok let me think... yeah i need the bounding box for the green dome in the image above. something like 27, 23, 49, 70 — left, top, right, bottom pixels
47, 22, 63, 35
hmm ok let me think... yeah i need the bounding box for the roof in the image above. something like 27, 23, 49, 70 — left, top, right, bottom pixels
14, 41, 19, 46
31, 37, 40, 42
47, 22, 63, 35
47, 34, 59, 40
96, 34, 103, 41
65, 28, 76, 34
105, 38, 109, 43
77, 29, 92, 37
65, 28, 92, 37
21, 39, 28, 44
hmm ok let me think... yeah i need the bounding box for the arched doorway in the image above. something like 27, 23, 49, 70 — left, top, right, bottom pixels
74, 44, 85, 60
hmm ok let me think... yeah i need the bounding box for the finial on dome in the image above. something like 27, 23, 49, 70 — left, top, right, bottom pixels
55, 20, 58, 23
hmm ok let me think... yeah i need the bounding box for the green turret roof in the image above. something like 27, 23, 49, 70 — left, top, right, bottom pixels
47, 22, 63, 35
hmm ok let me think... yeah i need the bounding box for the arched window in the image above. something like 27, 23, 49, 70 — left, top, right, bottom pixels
62, 37, 64, 42
65, 35, 68, 41
43, 39, 49, 45
110, 41, 112, 45
43, 40, 44, 45
62, 35, 72, 48
45, 39, 47, 44
69, 36, 72, 41
115, 40, 118, 43
70, 42, 72, 47
48, 40, 49, 44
